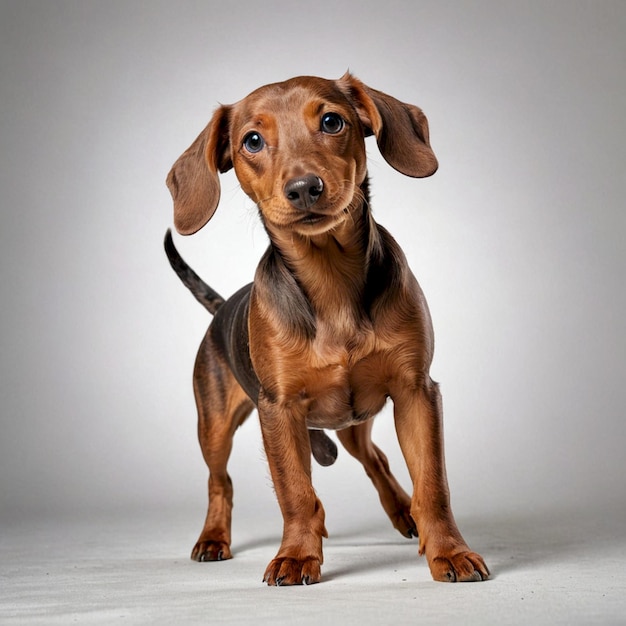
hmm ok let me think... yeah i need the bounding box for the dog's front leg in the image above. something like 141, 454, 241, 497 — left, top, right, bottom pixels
392, 377, 490, 582
258, 390, 327, 586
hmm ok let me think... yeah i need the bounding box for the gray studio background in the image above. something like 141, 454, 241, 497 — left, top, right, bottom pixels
1, 1, 624, 533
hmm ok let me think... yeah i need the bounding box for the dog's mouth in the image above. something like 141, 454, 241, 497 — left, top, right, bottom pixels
298, 212, 329, 226
294, 209, 350, 236
295, 194, 351, 230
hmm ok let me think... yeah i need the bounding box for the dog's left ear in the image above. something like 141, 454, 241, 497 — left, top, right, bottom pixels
166, 106, 232, 235
338, 73, 438, 178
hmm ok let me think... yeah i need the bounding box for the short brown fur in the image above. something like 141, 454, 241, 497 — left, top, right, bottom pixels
165, 73, 488, 585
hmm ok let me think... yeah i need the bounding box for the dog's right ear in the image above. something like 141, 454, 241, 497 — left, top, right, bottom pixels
166, 106, 232, 235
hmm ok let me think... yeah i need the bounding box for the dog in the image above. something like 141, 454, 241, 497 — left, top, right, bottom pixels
164, 73, 489, 585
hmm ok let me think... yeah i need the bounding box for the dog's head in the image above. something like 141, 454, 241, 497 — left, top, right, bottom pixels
167, 73, 438, 236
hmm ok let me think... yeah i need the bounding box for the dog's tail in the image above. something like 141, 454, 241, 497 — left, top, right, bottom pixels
164, 229, 225, 315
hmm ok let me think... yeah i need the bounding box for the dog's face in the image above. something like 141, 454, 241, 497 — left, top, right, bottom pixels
167, 73, 438, 237
228, 77, 370, 237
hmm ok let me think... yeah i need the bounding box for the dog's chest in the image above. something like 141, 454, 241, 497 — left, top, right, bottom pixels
298, 325, 390, 429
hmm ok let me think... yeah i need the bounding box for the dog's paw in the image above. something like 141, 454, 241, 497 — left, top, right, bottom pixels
191, 540, 232, 562
391, 507, 418, 539
429, 551, 490, 582
263, 557, 322, 586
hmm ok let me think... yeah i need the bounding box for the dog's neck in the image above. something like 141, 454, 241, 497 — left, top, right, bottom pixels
264, 179, 384, 325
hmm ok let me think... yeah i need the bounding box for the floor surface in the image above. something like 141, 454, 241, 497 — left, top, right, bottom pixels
1, 504, 625, 625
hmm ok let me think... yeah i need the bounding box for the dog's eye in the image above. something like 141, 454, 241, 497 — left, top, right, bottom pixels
320, 112, 345, 135
242, 132, 265, 153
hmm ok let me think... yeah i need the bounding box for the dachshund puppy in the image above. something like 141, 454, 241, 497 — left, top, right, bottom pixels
165, 73, 489, 585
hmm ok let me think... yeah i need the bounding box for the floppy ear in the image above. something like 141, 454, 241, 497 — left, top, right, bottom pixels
166, 106, 232, 235
338, 73, 438, 178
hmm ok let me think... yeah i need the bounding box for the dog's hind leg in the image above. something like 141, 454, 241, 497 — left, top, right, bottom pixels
337, 421, 417, 538
190, 330, 255, 562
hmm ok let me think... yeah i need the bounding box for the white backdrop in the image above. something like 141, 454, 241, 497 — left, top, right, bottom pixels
1, 1, 624, 531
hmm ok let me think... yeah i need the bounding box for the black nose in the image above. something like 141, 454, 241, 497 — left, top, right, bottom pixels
284, 174, 324, 210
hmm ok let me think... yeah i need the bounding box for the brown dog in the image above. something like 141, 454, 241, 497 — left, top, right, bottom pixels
165, 73, 489, 585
